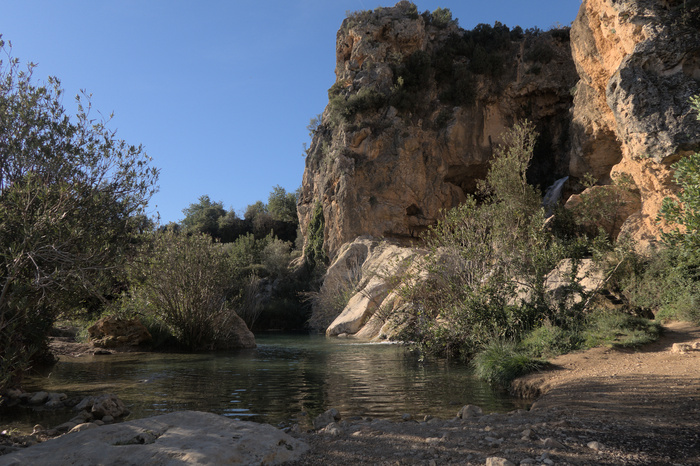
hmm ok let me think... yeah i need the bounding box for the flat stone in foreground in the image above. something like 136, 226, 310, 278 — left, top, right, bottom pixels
0, 411, 307, 466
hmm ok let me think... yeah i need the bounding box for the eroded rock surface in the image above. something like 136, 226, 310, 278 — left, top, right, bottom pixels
0, 411, 308, 466
569, 0, 700, 249
299, 2, 578, 260
319, 236, 426, 339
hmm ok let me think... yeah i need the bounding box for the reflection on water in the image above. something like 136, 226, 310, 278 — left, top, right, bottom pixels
11, 334, 528, 430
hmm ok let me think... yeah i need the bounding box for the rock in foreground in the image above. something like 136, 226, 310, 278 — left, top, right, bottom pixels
0, 411, 307, 466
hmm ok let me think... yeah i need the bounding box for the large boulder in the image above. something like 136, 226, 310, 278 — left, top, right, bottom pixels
88, 316, 151, 348
0, 411, 308, 465
322, 237, 425, 338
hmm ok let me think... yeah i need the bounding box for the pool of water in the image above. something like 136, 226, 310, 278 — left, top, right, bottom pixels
6, 334, 529, 431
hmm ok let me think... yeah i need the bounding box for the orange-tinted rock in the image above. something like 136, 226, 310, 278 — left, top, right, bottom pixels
569, 0, 700, 249
299, 2, 578, 260
88, 316, 152, 348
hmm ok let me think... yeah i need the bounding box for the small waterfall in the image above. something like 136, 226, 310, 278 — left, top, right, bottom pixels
542, 176, 569, 217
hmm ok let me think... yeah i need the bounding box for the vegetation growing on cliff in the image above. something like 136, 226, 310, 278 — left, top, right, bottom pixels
397, 121, 568, 361
623, 94, 700, 325
394, 120, 664, 386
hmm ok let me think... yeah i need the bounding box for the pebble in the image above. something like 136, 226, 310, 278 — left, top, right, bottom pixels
29, 392, 49, 405
485, 457, 515, 466
587, 440, 604, 451
542, 437, 566, 449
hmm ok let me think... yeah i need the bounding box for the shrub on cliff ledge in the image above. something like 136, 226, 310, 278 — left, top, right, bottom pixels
398, 121, 570, 360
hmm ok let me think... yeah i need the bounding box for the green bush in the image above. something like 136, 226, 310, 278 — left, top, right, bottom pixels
520, 323, 583, 358
430, 8, 454, 28
623, 246, 700, 324
304, 202, 327, 268
660, 94, 700, 257
397, 121, 574, 361
582, 310, 662, 348
126, 231, 244, 351
0, 40, 158, 389
525, 40, 556, 64
472, 340, 545, 388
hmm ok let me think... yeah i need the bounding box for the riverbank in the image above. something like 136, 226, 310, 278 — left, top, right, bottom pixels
3, 321, 699, 465
288, 321, 700, 465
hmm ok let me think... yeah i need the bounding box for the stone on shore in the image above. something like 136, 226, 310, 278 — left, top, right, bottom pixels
0, 411, 308, 466
457, 404, 483, 419
313, 408, 341, 430
485, 457, 515, 466
88, 315, 152, 348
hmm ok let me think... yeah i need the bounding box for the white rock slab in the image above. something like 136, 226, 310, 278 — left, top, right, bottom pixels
0, 411, 307, 466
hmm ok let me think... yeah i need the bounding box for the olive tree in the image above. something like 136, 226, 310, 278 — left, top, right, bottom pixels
0, 40, 158, 388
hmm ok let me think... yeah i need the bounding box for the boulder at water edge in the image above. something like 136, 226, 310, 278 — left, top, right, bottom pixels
0, 411, 308, 465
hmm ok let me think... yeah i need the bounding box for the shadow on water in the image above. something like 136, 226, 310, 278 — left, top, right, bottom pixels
9, 334, 529, 431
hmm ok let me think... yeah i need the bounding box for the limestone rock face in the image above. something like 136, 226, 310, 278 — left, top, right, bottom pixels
88, 316, 151, 348
299, 2, 578, 260
318, 236, 426, 339
0, 411, 308, 466
569, 0, 700, 248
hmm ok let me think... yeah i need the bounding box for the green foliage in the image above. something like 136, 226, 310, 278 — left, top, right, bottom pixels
181, 195, 226, 237
126, 231, 242, 351
329, 86, 387, 126
398, 121, 569, 360
623, 246, 700, 325
472, 340, 546, 388
0, 40, 158, 388
581, 310, 662, 348
430, 8, 454, 28
267, 185, 299, 224
390, 50, 432, 111
525, 39, 556, 64
304, 202, 327, 268
519, 323, 583, 358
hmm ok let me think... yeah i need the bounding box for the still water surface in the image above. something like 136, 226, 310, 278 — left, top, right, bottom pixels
11, 334, 528, 430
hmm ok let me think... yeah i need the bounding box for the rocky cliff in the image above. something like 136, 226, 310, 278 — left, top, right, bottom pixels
298, 1, 578, 260
298, 0, 700, 338
568, 0, 700, 249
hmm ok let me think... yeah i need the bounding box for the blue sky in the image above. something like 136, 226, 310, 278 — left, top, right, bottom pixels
1, 1, 581, 224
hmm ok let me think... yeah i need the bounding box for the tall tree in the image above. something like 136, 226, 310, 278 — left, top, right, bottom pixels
267, 185, 298, 225
0, 39, 159, 388
180, 195, 226, 238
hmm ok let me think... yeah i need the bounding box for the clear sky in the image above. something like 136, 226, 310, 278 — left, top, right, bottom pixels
1, 1, 581, 224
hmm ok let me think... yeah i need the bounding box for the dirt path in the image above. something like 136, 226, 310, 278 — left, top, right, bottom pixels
290, 322, 700, 465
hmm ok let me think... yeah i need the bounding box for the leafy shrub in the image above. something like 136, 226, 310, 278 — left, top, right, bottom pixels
398, 121, 572, 360
525, 40, 556, 64
472, 340, 545, 388
328, 87, 387, 125
582, 310, 662, 348
304, 202, 327, 268
519, 323, 583, 358
660, 94, 700, 256
430, 8, 454, 28
623, 246, 700, 324
126, 231, 243, 351
0, 40, 158, 389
